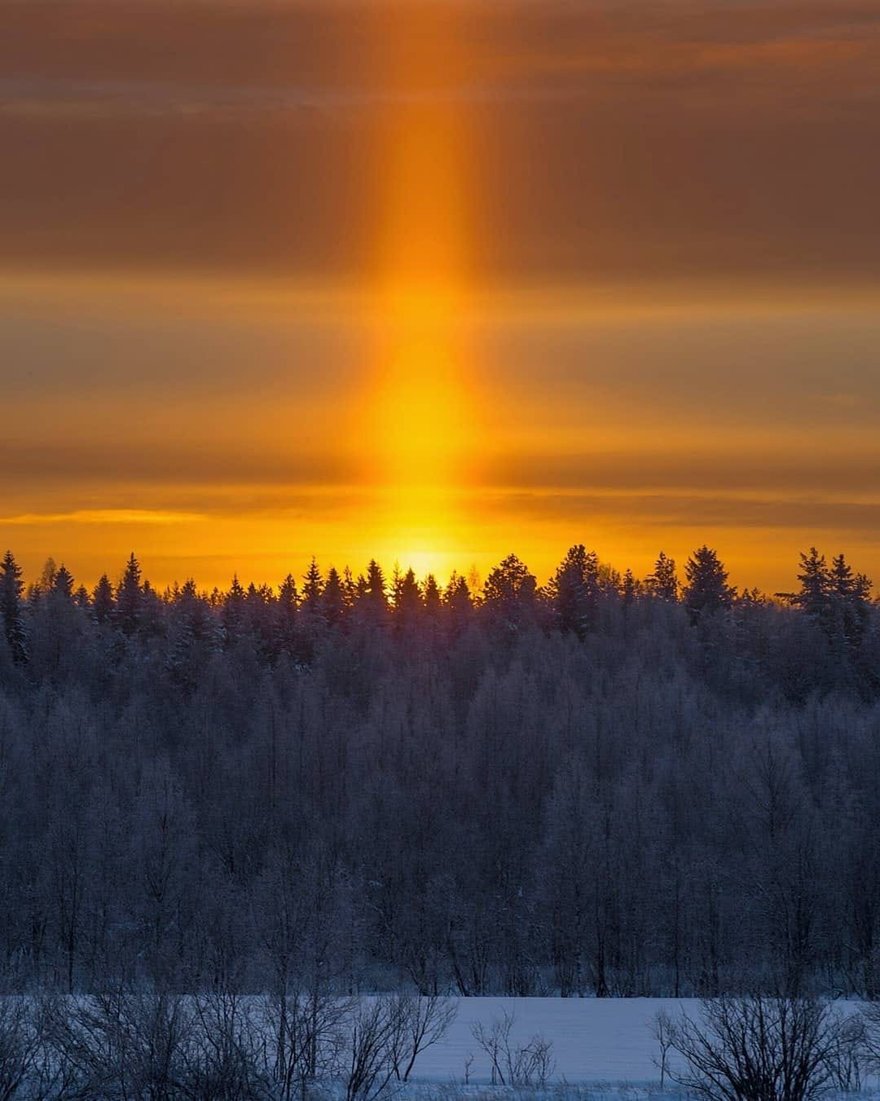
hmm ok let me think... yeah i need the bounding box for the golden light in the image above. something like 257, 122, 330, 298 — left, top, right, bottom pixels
361, 1, 479, 579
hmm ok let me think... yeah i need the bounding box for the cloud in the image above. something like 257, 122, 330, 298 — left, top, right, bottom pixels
0, 509, 206, 526
2, 0, 879, 283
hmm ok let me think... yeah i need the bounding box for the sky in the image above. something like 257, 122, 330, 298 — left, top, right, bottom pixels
2, 0, 879, 593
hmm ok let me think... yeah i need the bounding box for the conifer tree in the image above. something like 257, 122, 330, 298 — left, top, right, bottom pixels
444, 572, 472, 623
116, 552, 143, 635
359, 559, 388, 624
92, 574, 114, 624
794, 547, 830, 621
647, 551, 679, 601
829, 553, 872, 649
0, 550, 27, 662
483, 553, 538, 631
683, 545, 735, 620
547, 545, 599, 638
275, 573, 298, 656
323, 567, 346, 626
423, 573, 442, 616
52, 564, 74, 600
222, 574, 246, 640
621, 568, 639, 605
301, 557, 324, 613
394, 567, 423, 630
342, 566, 358, 610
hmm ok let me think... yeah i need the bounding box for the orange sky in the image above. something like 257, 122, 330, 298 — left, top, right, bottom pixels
1, 1, 879, 594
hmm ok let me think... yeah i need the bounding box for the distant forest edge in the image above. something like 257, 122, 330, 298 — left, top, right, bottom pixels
1, 543, 879, 997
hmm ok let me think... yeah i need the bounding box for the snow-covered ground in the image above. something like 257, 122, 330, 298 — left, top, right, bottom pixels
408, 997, 880, 1099
412, 997, 696, 1085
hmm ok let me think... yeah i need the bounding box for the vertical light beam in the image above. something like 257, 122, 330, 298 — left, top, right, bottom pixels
365, 2, 477, 575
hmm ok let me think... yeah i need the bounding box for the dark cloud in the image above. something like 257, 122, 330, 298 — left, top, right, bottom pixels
482, 489, 880, 537
1, 0, 878, 283
0, 440, 358, 488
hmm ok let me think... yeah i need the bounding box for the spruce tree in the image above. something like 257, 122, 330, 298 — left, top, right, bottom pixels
394, 567, 423, 630
222, 574, 246, 641
116, 552, 143, 635
423, 573, 442, 617
483, 553, 538, 631
794, 547, 830, 620
829, 553, 872, 649
92, 574, 115, 624
547, 544, 599, 638
647, 551, 679, 601
52, 564, 74, 600
361, 559, 388, 623
275, 574, 298, 657
301, 557, 324, 612
323, 567, 346, 626
683, 545, 735, 620
0, 550, 27, 662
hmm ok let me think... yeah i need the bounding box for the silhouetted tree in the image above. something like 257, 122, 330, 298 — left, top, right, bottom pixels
92, 574, 114, 624
647, 551, 679, 601
0, 550, 27, 663
483, 554, 538, 632
684, 546, 735, 620
116, 553, 143, 635
546, 545, 599, 638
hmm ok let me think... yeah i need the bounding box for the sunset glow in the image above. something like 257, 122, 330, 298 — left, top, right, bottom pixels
364, 1, 478, 579
2, 0, 880, 593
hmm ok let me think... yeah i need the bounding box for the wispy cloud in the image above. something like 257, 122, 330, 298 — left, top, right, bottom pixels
0, 509, 206, 526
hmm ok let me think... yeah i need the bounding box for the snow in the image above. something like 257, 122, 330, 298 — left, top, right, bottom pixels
410, 997, 700, 1085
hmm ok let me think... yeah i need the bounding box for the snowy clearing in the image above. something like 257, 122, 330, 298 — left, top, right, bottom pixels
411, 997, 694, 1084
406, 997, 878, 1096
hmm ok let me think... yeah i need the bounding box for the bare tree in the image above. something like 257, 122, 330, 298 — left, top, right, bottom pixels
664, 995, 840, 1101
0, 997, 40, 1101
43, 989, 192, 1101
824, 1013, 865, 1094
471, 1011, 555, 1088
185, 990, 264, 1101
260, 991, 350, 1101
388, 995, 457, 1082
339, 999, 401, 1101
653, 1009, 675, 1089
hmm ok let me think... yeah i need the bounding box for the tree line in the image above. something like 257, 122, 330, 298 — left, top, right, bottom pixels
0, 541, 878, 998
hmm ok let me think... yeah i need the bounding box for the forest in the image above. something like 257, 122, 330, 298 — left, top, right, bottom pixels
0, 542, 878, 999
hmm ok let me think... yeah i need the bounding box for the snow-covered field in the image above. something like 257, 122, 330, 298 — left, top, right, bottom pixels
407, 997, 880, 1099
412, 998, 696, 1085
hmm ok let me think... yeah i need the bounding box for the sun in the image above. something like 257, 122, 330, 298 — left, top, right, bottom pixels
360, 1, 477, 566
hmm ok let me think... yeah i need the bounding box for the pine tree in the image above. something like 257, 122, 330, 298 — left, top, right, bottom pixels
359, 559, 388, 624
52, 564, 74, 600
323, 567, 346, 626
621, 568, 639, 605
794, 547, 830, 620
116, 552, 143, 635
394, 567, 423, 630
0, 550, 27, 662
36, 557, 57, 598
92, 574, 115, 624
423, 574, 442, 617
342, 566, 358, 610
547, 545, 599, 638
222, 574, 246, 641
683, 545, 735, 620
829, 553, 872, 649
444, 572, 472, 622
647, 551, 678, 601
301, 558, 324, 613
275, 574, 298, 656
483, 553, 538, 631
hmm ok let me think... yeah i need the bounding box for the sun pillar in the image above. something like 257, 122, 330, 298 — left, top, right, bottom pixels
365, 2, 476, 578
